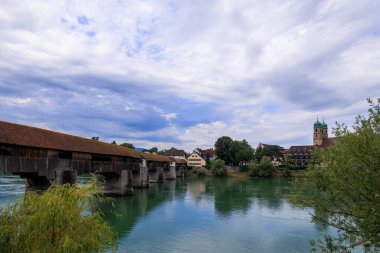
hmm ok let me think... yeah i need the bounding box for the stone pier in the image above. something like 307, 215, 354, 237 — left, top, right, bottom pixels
149, 166, 164, 183
133, 163, 149, 188
97, 170, 133, 196
164, 163, 176, 180
55, 168, 77, 185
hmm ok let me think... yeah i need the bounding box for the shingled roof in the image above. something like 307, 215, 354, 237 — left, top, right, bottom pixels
168, 157, 187, 164
138, 152, 171, 162
0, 121, 141, 158
288, 145, 316, 153
320, 137, 337, 148
163, 149, 186, 157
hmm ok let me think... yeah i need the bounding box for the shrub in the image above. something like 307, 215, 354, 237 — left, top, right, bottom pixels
197, 170, 206, 177
283, 167, 292, 177
258, 156, 275, 177
205, 160, 213, 170
211, 159, 227, 177
0, 181, 116, 253
247, 162, 259, 177
248, 157, 275, 177
239, 164, 249, 172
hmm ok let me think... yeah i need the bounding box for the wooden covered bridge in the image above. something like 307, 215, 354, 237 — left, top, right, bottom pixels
0, 121, 187, 195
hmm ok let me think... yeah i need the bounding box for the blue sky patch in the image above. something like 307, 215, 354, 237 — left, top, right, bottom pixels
77, 16, 89, 25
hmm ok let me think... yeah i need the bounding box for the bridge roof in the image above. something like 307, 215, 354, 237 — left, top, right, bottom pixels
138, 152, 171, 162
168, 157, 187, 164
0, 121, 141, 159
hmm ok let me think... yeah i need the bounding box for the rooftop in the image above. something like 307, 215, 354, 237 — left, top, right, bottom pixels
0, 121, 141, 158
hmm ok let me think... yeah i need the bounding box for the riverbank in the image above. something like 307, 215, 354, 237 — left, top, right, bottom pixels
186, 168, 307, 179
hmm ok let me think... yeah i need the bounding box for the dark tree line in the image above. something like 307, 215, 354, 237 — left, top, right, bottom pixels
214, 136, 254, 165
255, 144, 284, 163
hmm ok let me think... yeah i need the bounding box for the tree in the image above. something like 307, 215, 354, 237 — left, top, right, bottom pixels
255, 145, 264, 163
211, 159, 227, 177
144, 147, 158, 153
292, 98, 380, 252
0, 182, 116, 253
120, 143, 135, 149
232, 139, 255, 165
255, 144, 284, 163
258, 156, 275, 177
263, 145, 284, 159
214, 136, 234, 165
111, 140, 117, 145
247, 161, 260, 177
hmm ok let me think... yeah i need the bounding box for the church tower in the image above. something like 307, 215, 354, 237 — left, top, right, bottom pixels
313, 117, 328, 146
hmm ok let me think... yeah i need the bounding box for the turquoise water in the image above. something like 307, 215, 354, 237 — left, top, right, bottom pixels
0, 175, 331, 252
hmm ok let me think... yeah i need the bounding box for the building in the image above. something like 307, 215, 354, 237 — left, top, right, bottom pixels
287, 145, 316, 166
187, 152, 206, 168
193, 148, 215, 162
288, 118, 336, 166
162, 148, 187, 159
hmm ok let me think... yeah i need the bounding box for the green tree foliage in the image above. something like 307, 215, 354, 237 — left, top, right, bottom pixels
205, 160, 214, 170
258, 156, 275, 177
157, 147, 180, 155
215, 136, 234, 164
283, 167, 292, 177
0, 182, 116, 253
255, 146, 264, 163
231, 139, 255, 165
215, 137, 254, 165
292, 98, 380, 252
144, 147, 158, 153
211, 159, 227, 177
247, 156, 275, 177
120, 143, 135, 149
255, 145, 284, 163
247, 161, 260, 177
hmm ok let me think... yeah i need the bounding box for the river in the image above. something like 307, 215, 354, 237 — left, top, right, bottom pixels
0, 175, 332, 252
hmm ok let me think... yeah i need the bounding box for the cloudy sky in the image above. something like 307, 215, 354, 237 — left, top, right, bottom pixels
0, 0, 379, 151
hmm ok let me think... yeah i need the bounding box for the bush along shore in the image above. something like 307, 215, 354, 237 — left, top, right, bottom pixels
0, 178, 117, 253
187, 157, 307, 179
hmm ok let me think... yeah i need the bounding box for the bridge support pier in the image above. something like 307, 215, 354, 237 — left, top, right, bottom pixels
55, 169, 77, 185
133, 164, 149, 188
164, 165, 176, 180
20, 168, 77, 192
176, 166, 185, 178
24, 174, 50, 192
149, 167, 164, 183
98, 170, 133, 196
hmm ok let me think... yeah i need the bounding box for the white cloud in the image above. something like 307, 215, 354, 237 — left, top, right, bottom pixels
1, 97, 33, 106
0, 0, 379, 150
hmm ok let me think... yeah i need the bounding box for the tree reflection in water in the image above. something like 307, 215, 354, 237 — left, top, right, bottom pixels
95, 177, 297, 240
204, 177, 294, 217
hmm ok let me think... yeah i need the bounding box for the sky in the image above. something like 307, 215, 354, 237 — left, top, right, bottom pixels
0, 0, 379, 151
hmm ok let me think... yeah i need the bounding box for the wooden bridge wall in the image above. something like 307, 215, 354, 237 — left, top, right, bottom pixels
0, 143, 141, 179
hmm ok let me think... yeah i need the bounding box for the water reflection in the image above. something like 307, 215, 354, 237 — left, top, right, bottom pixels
96, 180, 188, 238
97, 178, 305, 241
0, 175, 342, 253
